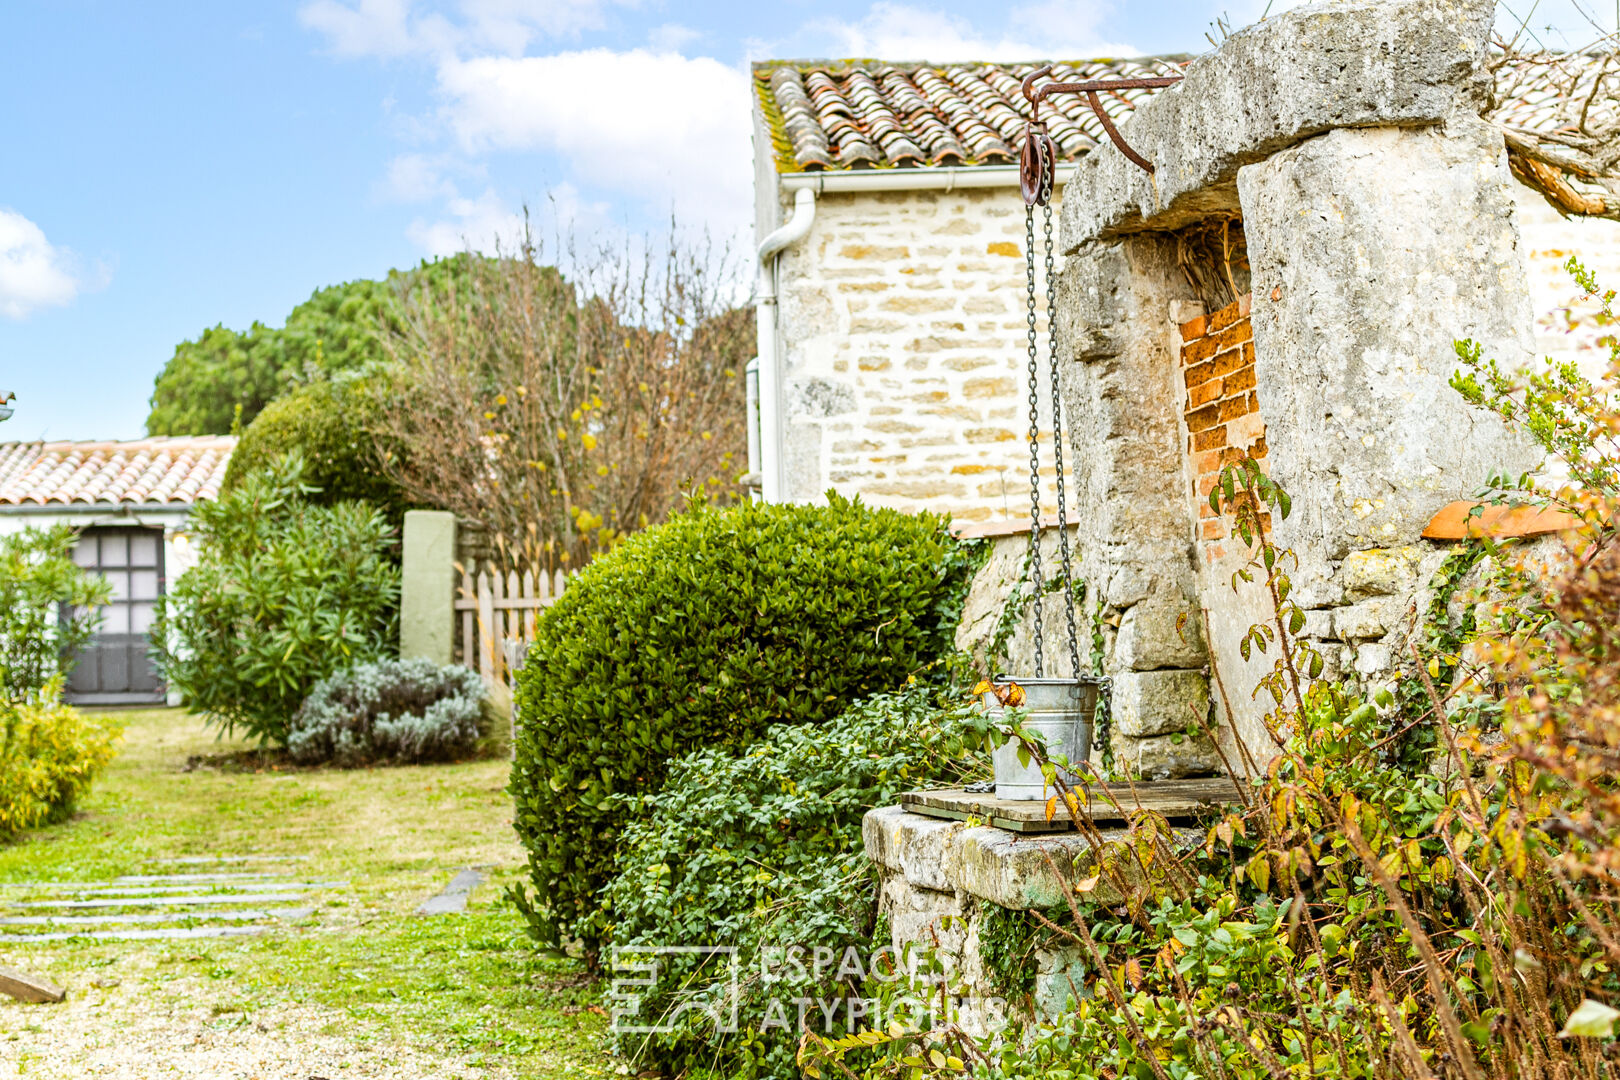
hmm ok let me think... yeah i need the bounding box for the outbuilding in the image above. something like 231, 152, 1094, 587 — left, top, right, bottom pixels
0, 436, 233, 705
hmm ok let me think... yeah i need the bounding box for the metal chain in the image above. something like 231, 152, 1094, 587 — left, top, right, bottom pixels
1023, 200, 1045, 678
1044, 203, 1083, 682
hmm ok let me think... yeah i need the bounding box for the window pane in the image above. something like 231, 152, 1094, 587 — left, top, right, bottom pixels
131, 603, 156, 634
101, 534, 128, 567
104, 571, 129, 601
102, 605, 130, 634
73, 537, 98, 567
130, 533, 159, 567
130, 570, 159, 601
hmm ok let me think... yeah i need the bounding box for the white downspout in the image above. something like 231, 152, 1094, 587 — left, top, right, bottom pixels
755, 186, 816, 503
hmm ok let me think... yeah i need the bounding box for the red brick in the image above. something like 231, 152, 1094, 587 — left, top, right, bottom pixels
1207, 298, 1246, 334
1193, 450, 1223, 474
1181, 335, 1221, 366
1210, 348, 1249, 380
1184, 358, 1220, 388
1201, 520, 1225, 541
1187, 379, 1223, 409
1180, 314, 1208, 340
1192, 425, 1227, 452
1247, 391, 1259, 414
1242, 341, 1256, 365
1214, 320, 1252, 351
1218, 394, 1255, 423
1197, 472, 1220, 497
1237, 293, 1253, 319
1185, 403, 1222, 433
1251, 435, 1268, 459
1224, 365, 1257, 395
1199, 500, 1217, 519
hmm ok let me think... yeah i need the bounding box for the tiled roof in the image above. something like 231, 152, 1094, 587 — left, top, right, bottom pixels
0, 436, 235, 507
755, 58, 1188, 172
755, 53, 1620, 207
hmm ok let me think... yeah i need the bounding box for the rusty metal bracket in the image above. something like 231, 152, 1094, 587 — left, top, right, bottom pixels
1019, 64, 1183, 192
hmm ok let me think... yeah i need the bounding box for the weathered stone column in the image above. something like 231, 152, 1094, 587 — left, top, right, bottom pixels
1238, 116, 1541, 614
1052, 236, 1219, 777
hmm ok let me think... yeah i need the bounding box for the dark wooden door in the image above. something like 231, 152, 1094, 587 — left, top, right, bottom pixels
66, 527, 166, 705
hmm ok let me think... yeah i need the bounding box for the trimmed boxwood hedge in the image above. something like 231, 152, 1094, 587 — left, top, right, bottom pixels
510, 494, 976, 962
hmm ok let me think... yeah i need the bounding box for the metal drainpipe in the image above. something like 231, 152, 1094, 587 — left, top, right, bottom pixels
754, 186, 817, 503
743, 357, 761, 496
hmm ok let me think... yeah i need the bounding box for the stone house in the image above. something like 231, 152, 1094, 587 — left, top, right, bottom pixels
751, 46, 1620, 524
0, 436, 233, 705
851, 0, 1620, 1028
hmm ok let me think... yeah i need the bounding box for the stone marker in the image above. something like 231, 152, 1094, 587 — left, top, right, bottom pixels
415, 869, 482, 915
0, 965, 65, 1003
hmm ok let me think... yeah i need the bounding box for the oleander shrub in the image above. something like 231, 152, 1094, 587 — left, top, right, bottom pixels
511, 494, 977, 963
154, 453, 400, 746
0, 684, 122, 836
607, 681, 988, 1079
0, 526, 112, 704
288, 658, 489, 766
225, 369, 412, 528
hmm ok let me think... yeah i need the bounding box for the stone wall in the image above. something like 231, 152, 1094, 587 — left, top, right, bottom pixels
774, 187, 1065, 521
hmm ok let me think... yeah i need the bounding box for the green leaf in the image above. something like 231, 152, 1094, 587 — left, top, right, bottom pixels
1560, 999, 1620, 1038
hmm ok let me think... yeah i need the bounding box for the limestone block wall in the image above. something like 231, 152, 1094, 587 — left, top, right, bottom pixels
773, 187, 1064, 521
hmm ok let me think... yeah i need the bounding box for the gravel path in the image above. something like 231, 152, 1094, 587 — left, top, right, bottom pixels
1, 971, 513, 1079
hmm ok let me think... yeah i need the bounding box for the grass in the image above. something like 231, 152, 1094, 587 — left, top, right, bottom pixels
0, 707, 607, 1077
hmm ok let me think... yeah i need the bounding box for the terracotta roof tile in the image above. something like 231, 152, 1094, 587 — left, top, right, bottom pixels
0, 436, 235, 507
755, 52, 1620, 211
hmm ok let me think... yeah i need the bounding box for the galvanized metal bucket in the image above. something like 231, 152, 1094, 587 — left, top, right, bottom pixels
982, 677, 1099, 801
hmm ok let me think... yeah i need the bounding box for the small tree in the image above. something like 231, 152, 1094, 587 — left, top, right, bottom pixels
376, 219, 751, 570
153, 453, 400, 745
0, 527, 110, 704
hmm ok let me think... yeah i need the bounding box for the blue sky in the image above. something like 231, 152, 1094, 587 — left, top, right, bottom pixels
1, 0, 1612, 441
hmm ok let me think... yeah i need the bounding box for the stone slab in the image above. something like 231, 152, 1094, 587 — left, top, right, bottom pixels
0, 907, 314, 928
415, 869, 483, 915
0, 965, 64, 1003
1059, 0, 1495, 248
899, 777, 1241, 832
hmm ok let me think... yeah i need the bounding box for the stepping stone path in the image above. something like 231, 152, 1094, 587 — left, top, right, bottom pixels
415, 868, 483, 915
0, 856, 341, 943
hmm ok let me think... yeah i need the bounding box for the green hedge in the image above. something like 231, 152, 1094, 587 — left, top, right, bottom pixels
510, 495, 976, 961
0, 689, 121, 836
224, 371, 410, 526
607, 683, 987, 1078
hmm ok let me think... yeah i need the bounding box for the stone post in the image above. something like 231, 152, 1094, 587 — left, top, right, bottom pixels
399, 510, 457, 664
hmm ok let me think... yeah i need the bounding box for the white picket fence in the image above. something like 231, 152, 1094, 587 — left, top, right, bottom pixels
454, 560, 568, 689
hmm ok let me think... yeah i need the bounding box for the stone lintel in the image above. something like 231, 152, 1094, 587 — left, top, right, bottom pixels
1058, 0, 1494, 250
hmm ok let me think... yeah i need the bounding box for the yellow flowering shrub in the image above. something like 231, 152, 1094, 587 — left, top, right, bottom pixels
0, 684, 121, 836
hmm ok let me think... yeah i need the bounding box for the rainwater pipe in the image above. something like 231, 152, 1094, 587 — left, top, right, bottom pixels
753, 164, 1076, 500
754, 186, 817, 503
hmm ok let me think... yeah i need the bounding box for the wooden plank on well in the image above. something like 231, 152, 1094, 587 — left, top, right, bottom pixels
899, 777, 1243, 830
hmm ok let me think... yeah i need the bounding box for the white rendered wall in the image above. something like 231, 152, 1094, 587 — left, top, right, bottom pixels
1511, 182, 1620, 381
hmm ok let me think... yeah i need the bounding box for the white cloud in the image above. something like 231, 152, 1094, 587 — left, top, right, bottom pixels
405, 186, 529, 255
434, 48, 752, 237
376, 152, 469, 203
299, 0, 637, 58
0, 210, 87, 321
647, 22, 700, 53
783, 1, 1137, 64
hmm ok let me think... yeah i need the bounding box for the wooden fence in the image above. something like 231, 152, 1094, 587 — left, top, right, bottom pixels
454, 560, 568, 688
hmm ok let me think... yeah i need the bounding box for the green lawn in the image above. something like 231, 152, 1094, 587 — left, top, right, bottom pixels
0, 707, 606, 1078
